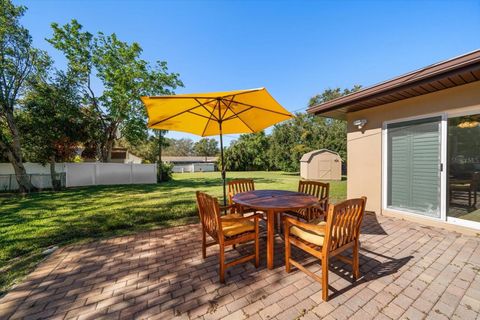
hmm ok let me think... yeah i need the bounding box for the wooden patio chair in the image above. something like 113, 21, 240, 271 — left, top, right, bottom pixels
227, 179, 257, 214
287, 180, 329, 222
196, 191, 261, 283
449, 172, 480, 207
284, 197, 367, 301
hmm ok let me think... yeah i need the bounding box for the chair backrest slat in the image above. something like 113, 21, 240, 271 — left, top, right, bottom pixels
196, 191, 223, 240
298, 180, 329, 201
228, 179, 255, 205
324, 197, 366, 252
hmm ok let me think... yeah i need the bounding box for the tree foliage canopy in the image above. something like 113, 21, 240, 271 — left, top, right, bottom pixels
163, 138, 195, 156
0, 0, 51, 192
47, 20, 183, 161
194, 138, 219, 159
224, 132, 271, 171
19, 72, 88, 165
223, 86, 361, 172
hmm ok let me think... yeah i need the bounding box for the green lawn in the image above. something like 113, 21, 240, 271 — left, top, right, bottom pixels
0, 171, 346, 296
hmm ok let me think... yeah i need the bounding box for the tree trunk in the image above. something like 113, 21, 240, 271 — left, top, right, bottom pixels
49, 156, 61, 191
101, 138, 114, 162
100, 124, 117, 162
158, 132, 163, 182
4, 148, 34, 193
2, 112, 36, 193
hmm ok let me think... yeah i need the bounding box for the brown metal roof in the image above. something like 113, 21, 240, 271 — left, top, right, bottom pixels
308, 50, 480, 119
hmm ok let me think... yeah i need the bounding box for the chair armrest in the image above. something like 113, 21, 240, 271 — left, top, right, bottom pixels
284, 216, 326, 233
220, 204, 237, 214
314, 197, 328, 207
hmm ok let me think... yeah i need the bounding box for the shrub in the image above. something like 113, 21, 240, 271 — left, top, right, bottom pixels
157, 162, 174, 182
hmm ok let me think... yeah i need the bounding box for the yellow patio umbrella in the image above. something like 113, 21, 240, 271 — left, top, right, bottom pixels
141, 87, 293, 204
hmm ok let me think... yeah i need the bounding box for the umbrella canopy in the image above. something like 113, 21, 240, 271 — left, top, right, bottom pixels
141, 88, 292, 136
141, 87, 293, 203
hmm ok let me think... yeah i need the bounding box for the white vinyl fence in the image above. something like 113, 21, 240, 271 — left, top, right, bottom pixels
0, 162, 157, 191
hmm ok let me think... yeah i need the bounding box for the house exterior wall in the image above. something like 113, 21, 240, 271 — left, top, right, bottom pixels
346, 81, 480, 215
126, 153, 143, 164
171, 163, 215, 173
109, 152, 143, 164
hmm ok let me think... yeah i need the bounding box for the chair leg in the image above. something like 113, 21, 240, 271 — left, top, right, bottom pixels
322, 256, 329, 301
202, 229, 207, 259
233, 244, 236, 249
254, 236, 259, 268
285, 220, 291, 273
276, 213, 282, 233
219, 245, 225, 283
469, 190, 472, 207
353, 241, 360, 280
285, 239, 291, 273
254, 218, 260, 268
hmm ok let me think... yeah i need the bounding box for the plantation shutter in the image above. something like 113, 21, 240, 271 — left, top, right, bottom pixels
387, 117, 441, 217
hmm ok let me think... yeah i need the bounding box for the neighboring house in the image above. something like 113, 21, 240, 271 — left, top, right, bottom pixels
82, 148, 143, 164
309, 50, 480, 232
162, 156, 218, 173
300, 149, 342, 181
110, 148, 143, 164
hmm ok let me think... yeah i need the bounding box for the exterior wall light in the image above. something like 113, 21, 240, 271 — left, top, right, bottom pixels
353, 119, 367, 129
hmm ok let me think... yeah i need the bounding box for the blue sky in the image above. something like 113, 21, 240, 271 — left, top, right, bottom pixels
15, 0, 480, 145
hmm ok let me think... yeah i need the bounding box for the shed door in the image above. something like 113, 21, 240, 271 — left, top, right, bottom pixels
317, 160, 332, 180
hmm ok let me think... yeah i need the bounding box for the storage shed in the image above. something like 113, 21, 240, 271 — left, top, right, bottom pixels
300, 149, 342, 180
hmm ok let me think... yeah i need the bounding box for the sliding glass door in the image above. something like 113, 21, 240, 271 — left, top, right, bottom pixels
447, 114, 480, 224
386, 116, 442, 218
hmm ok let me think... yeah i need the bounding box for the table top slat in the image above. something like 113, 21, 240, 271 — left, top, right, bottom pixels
232, 190, 318, 211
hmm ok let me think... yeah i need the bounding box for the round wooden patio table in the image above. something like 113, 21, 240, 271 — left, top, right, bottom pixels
232, 190, 318, 270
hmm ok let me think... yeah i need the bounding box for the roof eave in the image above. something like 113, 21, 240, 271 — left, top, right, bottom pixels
307, 49, 480, 119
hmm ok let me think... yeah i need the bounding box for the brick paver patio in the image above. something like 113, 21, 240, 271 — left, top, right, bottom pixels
1, 213, 479, 320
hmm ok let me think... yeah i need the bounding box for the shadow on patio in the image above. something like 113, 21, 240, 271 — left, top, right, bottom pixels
1, 213, 478, 320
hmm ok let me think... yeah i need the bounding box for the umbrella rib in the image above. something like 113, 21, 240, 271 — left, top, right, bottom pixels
201, 115, 214, 137
195, 98, 219, 121
187, 110, 213, 120
229, 100, 292, 117
220, 96, 235, 121
220, 100, 255, 133
201, 104, 218, 137
222, 106, 253, 121
148, 98, 218, 127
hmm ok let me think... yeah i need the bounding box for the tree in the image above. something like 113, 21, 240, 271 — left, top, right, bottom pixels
19, 72, 88, 189
154, 129, 170, 182
224, 132, 271, 171
268, 86, 361, 172
194, 138, 219, 160
47, 20, 183, 162
163, 138, 194, 156
0, 0, 51, 193
308, 85, 362, 107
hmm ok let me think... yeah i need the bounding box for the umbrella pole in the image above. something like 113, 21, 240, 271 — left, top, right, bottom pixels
219, 130, 226, 206
217, 100, 227, 206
